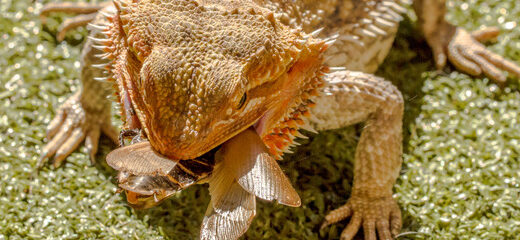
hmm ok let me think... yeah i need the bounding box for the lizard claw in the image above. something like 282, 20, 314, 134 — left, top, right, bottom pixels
38, 92, 118, 170
447, 27, 520, 84
321, 195, 401, 240
470, 26, 500, 43
429, 24, 520, 85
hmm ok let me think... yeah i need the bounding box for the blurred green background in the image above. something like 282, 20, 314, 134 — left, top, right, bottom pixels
1, 0, 519, 239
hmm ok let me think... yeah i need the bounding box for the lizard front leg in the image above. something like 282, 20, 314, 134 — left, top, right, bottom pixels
313, 71, 404, 240
414, 0, 520, 84
39, 7, 118, 169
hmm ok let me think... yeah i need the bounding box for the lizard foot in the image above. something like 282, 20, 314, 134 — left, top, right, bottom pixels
447, 27, 520, 84
38, 92, 118, 169
429, 24, 520, 85
40, 2, 110, 41
321, 195, 401, 240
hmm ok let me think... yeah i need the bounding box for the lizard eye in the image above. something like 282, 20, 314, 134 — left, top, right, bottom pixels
237, 92, 247, 110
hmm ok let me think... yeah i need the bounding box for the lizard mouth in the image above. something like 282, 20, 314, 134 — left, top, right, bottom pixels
113, 129, 254, 209
113, 119, 271, 209
117, 147, 219, 209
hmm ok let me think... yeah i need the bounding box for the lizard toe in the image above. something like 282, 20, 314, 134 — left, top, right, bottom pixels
38, 118, 75, 169
448, 27, 520, 84
339, 213, 361, 240
389, 204, 402, 237
38, 93, 115, 171
57, 13, 98, 42
46, 108, 66, 139
85, 126, 101, 165
53, 128, 86, 168
322, 194, 401, 240
363, 218, 377, 240
447, 41, 482, 77
376, 218, 392, 240
101, 121, 120, 145
321, 203, 352, 230
471, 26, 500, 43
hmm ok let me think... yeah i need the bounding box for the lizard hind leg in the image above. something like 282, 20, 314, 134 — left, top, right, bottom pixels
56, 12, 98, 42
40, 2, 111, 16
40, 2, 111, 41
310, 71, 404, 240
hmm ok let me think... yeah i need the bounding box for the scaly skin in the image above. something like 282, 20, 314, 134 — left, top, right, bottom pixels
311, 71, 404, 239
38, 5, 119, 168
39, 0, 520, 239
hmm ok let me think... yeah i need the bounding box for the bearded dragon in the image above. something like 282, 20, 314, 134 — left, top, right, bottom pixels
38, 0, 520, 239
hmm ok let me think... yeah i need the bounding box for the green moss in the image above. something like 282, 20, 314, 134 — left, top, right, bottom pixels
1, 0, 519, 239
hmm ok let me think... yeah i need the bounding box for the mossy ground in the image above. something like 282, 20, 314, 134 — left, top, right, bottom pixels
1, 0, 519, 239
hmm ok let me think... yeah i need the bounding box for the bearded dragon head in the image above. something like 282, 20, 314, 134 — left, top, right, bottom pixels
98, 0, 330, 160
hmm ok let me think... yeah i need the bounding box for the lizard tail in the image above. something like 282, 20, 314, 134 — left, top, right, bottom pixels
40, 2, 112, 41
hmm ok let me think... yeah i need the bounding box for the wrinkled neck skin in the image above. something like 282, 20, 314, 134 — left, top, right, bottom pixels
254, 50, 327, 156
